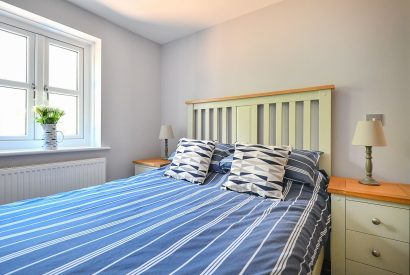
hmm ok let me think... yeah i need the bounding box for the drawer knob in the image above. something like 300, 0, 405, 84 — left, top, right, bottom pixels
371, 218, 381, 225
371, 249, 381, 257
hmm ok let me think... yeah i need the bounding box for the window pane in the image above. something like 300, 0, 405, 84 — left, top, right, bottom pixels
48, 93, 77, 135
0, 87, 26, 136
49, 44, 78, 90
0, 29, 27, 82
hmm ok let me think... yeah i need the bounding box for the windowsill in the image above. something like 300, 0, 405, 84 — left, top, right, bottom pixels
0, 146, 110, 157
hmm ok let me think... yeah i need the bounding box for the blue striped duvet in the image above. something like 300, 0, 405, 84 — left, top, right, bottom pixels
0, 167, 330, 275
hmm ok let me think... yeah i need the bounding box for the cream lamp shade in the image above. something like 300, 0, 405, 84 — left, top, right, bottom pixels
352, 120, 387, 146
158, 125, 174, 140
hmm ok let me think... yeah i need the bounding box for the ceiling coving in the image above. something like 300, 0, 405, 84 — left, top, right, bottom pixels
68, 0, 283, 44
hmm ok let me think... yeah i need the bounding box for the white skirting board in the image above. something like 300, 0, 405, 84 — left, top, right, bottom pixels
0, 158, 106, 205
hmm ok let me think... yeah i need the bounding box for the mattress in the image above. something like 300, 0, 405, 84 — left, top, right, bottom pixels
0, 167, 330, 275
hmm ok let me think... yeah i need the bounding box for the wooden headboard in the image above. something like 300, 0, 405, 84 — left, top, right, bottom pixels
185, 85, 334, 174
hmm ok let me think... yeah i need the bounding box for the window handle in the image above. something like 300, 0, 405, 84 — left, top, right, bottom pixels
32, 83, 36, 99
44, 84, 49, 91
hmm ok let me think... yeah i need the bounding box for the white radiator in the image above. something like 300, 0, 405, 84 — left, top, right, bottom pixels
0, 158, 106, 205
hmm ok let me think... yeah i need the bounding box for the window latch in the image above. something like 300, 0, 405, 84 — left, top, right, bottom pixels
32, 83, 36, 99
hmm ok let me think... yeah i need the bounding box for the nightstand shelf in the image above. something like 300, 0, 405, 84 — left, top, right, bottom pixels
133, 158, 170, 175
328, 177, 410, 275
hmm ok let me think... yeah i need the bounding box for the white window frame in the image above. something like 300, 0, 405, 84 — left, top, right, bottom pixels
0, 2, 101, 151
0, 22, 35, 141
39, 37, 85, 139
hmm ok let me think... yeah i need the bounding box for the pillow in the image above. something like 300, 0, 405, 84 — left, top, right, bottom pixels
219, 154, 234, 172
284, 149, 321, 186
222, 143, 291, 199
164, 138, 216, 184
209, 143, 235, 173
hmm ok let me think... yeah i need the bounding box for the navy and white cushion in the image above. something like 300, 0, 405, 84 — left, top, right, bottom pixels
209, 143, 235, 173
219, 154, 234, 172
223, 143, 291, 199
164, 138, 216, 184
284, 149, 321, 186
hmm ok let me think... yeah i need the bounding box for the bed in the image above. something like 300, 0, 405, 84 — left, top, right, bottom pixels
0, 85, 334, 274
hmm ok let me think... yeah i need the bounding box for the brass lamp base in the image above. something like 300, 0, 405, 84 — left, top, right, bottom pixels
359, 176, 380, 186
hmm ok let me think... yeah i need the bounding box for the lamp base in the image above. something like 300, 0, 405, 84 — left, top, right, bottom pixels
359, 176, 380, 186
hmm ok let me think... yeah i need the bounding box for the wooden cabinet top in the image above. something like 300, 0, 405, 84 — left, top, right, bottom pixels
133, 158, 170, 168
328, 177, 410, 205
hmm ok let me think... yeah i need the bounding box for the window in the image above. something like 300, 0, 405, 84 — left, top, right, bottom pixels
45, 40, 84, 138
0, 12, 100, 151
0, 24, 34, 140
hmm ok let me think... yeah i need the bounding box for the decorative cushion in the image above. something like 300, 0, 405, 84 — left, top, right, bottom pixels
219, 154, 234, 172
164, 138, 216, 184
284, 149, 321, 186
209, 143, 235, 173
223, 143, 291, 199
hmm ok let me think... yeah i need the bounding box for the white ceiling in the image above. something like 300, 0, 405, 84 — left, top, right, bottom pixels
67, 0, 283, 44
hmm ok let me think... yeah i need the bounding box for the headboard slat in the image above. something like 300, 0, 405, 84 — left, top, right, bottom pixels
221, 107, 228, 143
303, 100, 312, 150
231, 107, 237, 143
204, 109, 210, 140
289, 101, 296, 147
276, 102, 283, 145
197, 109, 202, 139
212, 108, 218, 141
263, 104, 270, 145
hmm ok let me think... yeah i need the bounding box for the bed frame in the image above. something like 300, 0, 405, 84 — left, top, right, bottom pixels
185, 84, 334, 274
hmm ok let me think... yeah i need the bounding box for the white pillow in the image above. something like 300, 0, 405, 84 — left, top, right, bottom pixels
223, 143, 291, 199
164, 138, 216, 184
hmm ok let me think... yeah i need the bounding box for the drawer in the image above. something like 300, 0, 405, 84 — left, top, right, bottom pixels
346, 200, 409, 242
346, 260, 396, 275
346, 230, 409, 274
134, 165, 156, 175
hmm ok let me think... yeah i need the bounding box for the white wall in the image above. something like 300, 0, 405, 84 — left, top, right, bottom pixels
0, 0, 161, 180
161, 0, 410, 183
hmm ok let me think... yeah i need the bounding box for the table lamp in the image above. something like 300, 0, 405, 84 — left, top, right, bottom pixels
159, 125, 174, 159
352, 119, 387, 185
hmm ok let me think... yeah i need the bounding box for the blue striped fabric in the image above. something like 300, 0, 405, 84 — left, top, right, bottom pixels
209, 143, 235, 173
284, 149, 321, 186
0, 167, 330, 275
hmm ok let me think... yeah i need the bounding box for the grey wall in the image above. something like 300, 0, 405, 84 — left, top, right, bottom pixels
161, 0, 410, 183
0, 0, 161, 181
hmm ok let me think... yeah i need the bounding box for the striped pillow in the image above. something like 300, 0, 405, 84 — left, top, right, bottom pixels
164, 138, 215, 184
284, 149, 321, 186
223, 143, 291, 199
209, 143, 235, 173
219, 154, 234, 173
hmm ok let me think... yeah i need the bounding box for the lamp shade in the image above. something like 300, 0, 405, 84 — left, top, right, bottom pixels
352, 120, 387, 146
159, 125, 174, 139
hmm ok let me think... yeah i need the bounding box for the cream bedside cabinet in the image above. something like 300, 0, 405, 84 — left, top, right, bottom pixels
328, 177, 410, 275
133, 158, 170, 175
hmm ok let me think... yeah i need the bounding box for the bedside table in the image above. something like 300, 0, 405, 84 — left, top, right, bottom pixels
328, 177, 410, 275
133, 158, 170, 175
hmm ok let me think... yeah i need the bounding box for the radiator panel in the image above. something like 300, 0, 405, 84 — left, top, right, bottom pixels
0, 158, 106, 205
